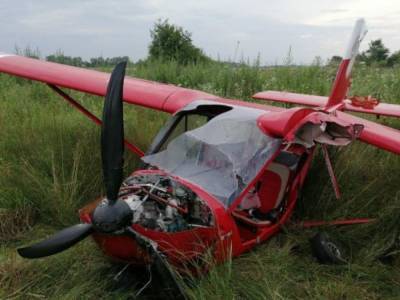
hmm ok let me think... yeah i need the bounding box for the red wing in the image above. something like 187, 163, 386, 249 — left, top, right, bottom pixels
342, 100, 400, 118
253, 91, 400, 118
253, 91, 326, 107
0, 54, 217, 113
337, 111, 400, 155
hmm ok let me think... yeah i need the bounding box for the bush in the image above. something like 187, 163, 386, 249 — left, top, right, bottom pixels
148, 19, 210, 64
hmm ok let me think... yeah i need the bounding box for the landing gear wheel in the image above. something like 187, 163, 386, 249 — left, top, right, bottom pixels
310, 232, 347, 264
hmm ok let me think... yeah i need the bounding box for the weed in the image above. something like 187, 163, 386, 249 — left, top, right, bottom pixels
0, 61, 399, 299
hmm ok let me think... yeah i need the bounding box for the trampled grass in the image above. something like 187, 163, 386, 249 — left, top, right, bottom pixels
0, 60, 399, 299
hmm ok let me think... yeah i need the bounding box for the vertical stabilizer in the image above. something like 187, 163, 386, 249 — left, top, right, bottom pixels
325, 19, 367, 109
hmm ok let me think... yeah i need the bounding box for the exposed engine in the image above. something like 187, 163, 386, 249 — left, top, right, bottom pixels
118, 174, 214, 233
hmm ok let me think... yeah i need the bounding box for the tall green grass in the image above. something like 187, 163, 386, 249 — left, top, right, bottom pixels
0, 61, 399, 299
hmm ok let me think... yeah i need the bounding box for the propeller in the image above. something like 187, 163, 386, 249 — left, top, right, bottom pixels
101, 61, 125, 203
18, 61, 132, 258
17, 62, 188, 297
18, 224, 94, 258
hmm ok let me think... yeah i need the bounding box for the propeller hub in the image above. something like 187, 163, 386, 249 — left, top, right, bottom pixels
92, 199, 133, 233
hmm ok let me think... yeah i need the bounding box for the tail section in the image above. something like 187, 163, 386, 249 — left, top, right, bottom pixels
325, 18, 367, 109
253, 18, 400, 156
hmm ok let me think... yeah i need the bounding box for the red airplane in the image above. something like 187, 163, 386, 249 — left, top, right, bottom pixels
1, 18, 399, 295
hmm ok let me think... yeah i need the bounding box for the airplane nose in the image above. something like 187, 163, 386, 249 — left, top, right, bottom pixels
92, 198, 133, 233
91, 232, 152, 264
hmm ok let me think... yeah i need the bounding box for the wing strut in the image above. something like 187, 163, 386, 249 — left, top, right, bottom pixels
47, 84, 144, 157
321, 145, 341, 199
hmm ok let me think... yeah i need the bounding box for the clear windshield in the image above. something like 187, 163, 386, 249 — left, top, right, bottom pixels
142, 107, 282, 206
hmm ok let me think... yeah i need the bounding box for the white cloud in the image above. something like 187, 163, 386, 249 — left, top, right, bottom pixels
0, 0, 399, 63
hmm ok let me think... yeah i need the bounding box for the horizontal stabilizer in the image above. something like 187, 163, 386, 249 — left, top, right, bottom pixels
337, 111, 400, 155
253, 91, 326, 107
253, 91, 400, 118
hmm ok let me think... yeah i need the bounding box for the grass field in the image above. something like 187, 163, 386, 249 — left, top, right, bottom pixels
0, 60, 400, 299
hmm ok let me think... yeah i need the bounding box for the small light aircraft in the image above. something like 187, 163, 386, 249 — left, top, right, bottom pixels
1, 18, 399, 296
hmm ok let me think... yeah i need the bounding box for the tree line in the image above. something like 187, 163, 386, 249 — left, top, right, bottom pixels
14, 19, 209, 67
47, 52, 130, 67
15, 20, 400, 68
14, 46, 131, 67
331, 39, 400, 67
359, 39, 400, 67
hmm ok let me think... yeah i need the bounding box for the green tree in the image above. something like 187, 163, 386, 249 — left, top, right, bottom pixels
329, 55, 342, 66
387, 50, 400, 67
14, 45, 41, 59
46, 50, 85, 67
148, 19, 209, 64
360, 39, 389, 65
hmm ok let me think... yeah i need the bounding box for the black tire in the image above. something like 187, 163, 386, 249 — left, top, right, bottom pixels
310, 232, 347, 264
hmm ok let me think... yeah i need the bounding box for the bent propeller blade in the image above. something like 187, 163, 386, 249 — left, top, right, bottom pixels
101, 61, 127, 202
18, 223, 93, 259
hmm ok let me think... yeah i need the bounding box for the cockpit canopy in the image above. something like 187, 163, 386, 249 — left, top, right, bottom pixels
142, 106, 282, 206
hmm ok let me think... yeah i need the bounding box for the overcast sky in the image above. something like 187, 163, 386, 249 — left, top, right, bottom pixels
1, 0, 399, 64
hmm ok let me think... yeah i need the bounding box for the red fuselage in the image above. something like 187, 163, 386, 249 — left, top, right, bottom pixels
79, 144, 314, 269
